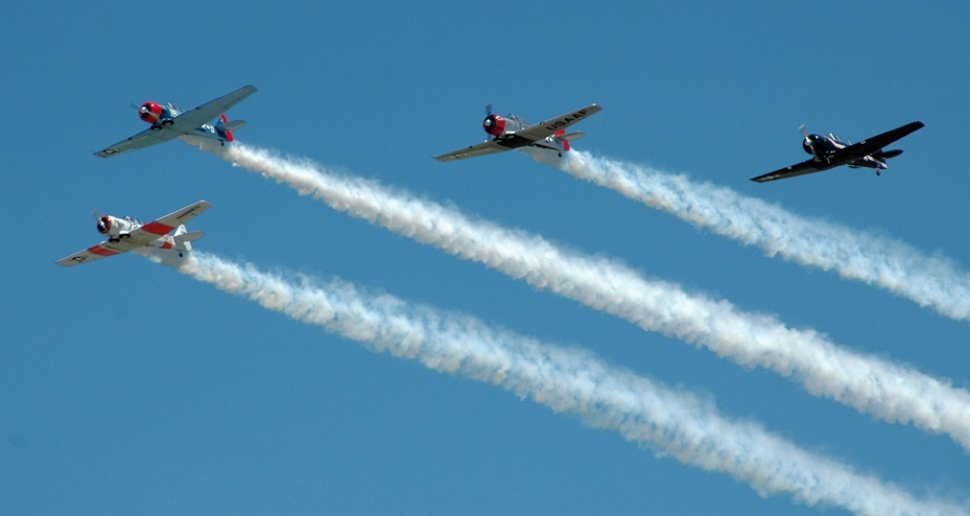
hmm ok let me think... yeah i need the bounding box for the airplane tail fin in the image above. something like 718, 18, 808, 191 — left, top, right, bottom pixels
554, 129, 570, 151
215, 113, 247, 142
553, 130, 586, 152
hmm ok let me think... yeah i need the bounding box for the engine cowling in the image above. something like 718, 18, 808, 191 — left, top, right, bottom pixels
97, 215, 134, 237
138, 101, 169, 124
482, 114, 506, 136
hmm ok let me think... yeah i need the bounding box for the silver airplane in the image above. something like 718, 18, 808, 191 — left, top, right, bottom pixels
56, 201, 210, 267
434, 103, 602, 162
94, 85, 257, 158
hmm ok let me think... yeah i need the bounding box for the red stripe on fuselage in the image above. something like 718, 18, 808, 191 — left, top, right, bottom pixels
141, 222, 175, 235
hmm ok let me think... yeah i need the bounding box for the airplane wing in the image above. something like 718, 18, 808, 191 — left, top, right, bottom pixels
94, 85, 257, 158
433, 140, 509, 162
56, 239, 146, 267
55, 201, 211, 267
514, 104, 603, 143
750, 159, 829, 183
165, 84, 258, 132
832, 121, 924, 162
94, 127, 181, 158
130, 200, 212, 242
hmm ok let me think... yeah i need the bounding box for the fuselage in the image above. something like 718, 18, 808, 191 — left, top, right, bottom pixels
139, 101, 236, 144
96, 214, 184, 251
483, 113, 566, 154
484, 113, 531, 149
802, 133, 887, 170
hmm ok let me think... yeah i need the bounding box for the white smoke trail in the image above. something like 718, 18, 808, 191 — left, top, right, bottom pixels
561, 151, 970, 322
175, 251, 965, 515
212, 142, 970, 452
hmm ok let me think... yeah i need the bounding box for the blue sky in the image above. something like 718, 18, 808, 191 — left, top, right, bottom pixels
2, 2, 969, 514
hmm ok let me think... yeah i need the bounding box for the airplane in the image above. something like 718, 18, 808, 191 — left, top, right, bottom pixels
751, 121, 924, 183
433, 103, 602, 162
56, 201, 211, 267
94, 85, 257, 158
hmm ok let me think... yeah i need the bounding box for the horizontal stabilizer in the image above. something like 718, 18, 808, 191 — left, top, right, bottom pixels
554, 131, 585, 142
217, 119, 247, 132
873, 149, 903, 159
175, 230, 205, 243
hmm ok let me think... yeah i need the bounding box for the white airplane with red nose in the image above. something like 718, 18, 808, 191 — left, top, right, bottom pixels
56, 201, 210, 267
433, 103, 602, 162
94, 85, 257, 158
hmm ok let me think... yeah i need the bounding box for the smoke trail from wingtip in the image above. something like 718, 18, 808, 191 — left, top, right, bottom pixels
560, 151, 970, 322
210, 142, 970, 452
174, 251, 965, 516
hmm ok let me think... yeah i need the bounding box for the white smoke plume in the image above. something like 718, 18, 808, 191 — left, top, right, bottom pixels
210, 142, 970, 452
175, 251, 965, 515
561, 151, 970, 322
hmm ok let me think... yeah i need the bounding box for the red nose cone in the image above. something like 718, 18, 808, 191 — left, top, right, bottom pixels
139, 102, 163, 124
98, 216, 111, 234
483, 115, 506, 136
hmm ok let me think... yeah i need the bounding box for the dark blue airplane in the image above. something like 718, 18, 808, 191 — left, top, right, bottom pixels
752, 121, 924, 183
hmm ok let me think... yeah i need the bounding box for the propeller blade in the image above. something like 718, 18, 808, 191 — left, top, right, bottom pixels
91, 209, 100, 220
485, 103, 492, 117
798, 124, 819, 158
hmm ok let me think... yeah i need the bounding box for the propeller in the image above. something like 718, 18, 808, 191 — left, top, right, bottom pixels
799, 124, 817, 158
485, 103, 492, 117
